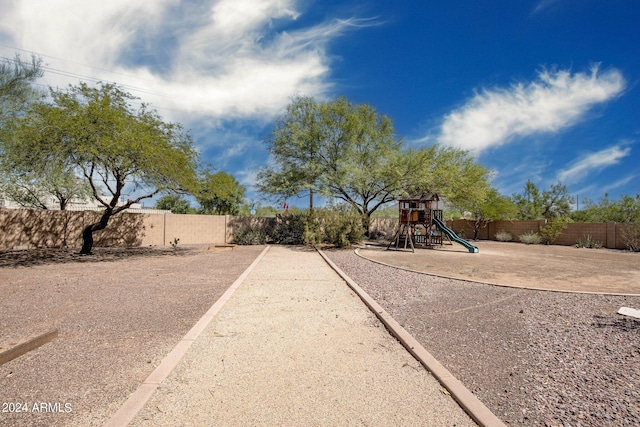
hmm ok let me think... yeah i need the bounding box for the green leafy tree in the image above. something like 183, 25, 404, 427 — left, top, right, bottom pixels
257, 95, 324, 211
2, 55, 92, 210
8, 82, 199, 254
466, 187, 518, 240
155, 194, 192, 214
0, 165, 92, 210
259, 96, 490, 233
539, 216, 572, 244
405, 145, 490, 211
541, 182, 573, 218
572, 194, 640, 223
197, 171, 246, 215
0, 54, 43, 122
318, 97, 403, 228
513, 181, 573, 219
512, 180, 543, 219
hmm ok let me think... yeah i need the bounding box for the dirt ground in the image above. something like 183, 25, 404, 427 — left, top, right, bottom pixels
0, 245, 265, 427
1, 242, 638, 426
361, 240, 640, 294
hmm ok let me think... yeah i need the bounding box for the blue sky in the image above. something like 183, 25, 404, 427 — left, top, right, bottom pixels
1, 0, 638, 209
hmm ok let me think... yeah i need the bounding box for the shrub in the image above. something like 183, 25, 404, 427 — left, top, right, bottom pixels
576, 235, 603, 249
169, 237, 180, 249
233, 227, 268, 245
539, 216, 572, 245
495, 230, 512, 242
320, 209, 364, 247
270, 212, 308, 245
368, 219, 396, 241
305, 207, 365, 247
621, 223, 640, 252
242, 208, 365, 247
519, 231, 542, 245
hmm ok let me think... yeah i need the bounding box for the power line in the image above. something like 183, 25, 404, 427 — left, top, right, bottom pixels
1, 51, 194, 116
0, 43, 161, 88
1, 53, 170, 98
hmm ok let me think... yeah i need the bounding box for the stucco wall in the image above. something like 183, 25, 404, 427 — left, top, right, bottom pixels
0, 209, 230, 250
0, 208, 637, 251
370, 217, 634, 250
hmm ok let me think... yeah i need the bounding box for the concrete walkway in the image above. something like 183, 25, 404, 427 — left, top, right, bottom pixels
107, 246, 479, 426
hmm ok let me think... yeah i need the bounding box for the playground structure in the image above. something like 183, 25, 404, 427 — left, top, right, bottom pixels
388, 192, 479, 253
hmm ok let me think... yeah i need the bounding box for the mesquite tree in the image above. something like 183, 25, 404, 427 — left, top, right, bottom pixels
258, 96, 490, 233
8, 82, 199, 254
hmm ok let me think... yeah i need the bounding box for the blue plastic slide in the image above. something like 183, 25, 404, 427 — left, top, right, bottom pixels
432, 217, 479, 253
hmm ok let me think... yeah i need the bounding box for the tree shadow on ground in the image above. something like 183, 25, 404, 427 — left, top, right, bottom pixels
0, 246, 196, 268
592, 315, 640, 331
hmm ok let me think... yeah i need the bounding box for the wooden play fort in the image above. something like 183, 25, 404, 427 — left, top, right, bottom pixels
388, 191, 478, 253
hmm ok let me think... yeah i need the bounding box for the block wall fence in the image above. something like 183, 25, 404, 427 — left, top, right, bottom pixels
0, 209, 229, 250
369, 218, 635, 250
0, 208, 635, 250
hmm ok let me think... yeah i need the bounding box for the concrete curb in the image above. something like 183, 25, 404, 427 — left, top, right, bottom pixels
317, 248, 507, 427
0, 329, 58, 366
104, 246, 271, 427
356, 247, 640, 297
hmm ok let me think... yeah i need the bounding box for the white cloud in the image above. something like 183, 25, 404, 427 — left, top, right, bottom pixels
4, 0, 171, 64
0, 0, 364, 123
532, 0, 563, 14
574, 175, 636, 200
557, 144, 632, 184
436, 66, 625, 155
599, 175, 637, 193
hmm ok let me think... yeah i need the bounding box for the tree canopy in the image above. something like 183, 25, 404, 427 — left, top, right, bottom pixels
155, 194, 192, 214
572, 194, 640, 223
6, 82, 199, 253
196, 171, 246, 215
0, 54, 57, 208
257, 95, 326, 210
466, 187, 518, 239
512, 181, 573, 220
258, 95, 490, 230
0, 54, 43, 123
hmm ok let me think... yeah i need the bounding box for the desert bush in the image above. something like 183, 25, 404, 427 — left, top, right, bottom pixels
621, 223, 640, 252
320, 209, 364, 247
233, 226, 268, 245
539, 216, 572, 245
270, 212, 308, 244
368, 219, 396, 241
305, 207, 365, 247
575, 235, 603, 249
519, 231, 542, 245
495, 230, 512, 242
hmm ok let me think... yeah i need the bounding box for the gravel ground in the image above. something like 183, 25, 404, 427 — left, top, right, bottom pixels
0, 245, 265, 427
324, 249, 640, 427
2, 244, 639, 426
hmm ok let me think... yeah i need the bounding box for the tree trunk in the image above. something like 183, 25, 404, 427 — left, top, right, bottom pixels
362, 213, 372, 238
473, 222, 480, 241
79, 210, 112, 255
